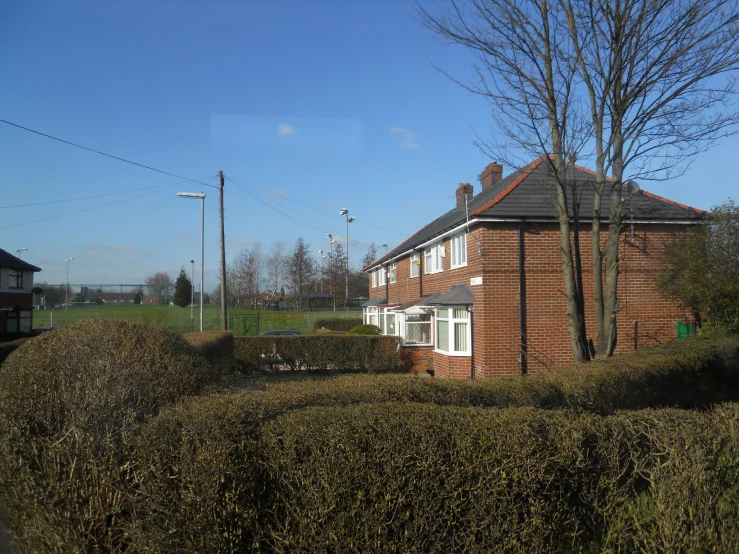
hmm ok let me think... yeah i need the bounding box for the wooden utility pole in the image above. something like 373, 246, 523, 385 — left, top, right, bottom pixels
219, 170, 228, 330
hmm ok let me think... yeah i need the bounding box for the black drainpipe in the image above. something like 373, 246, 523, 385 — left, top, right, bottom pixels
519, 224, 528, 375
468, 305, 475, 380
382, 266, 397, 304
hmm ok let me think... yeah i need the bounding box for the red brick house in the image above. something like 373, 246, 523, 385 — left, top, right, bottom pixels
0, 248, 41, 339
362, 157, 707, 379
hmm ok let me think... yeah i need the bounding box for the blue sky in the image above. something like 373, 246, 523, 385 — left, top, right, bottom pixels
1, 0, 737, 290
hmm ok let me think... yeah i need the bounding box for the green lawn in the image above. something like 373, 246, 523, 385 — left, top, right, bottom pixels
33, 305, 361, 334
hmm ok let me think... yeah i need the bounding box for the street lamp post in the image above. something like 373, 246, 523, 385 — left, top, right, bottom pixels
64, 258, 74, 310
382, 244, 388, 255
340, 209, 355, 311
318, 250, 325, 294
178, 192, 206, 331
190, 258, 195, 332
15, 248, 27, 259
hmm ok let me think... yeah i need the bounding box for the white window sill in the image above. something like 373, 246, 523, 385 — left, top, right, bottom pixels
424, 269, 443, 275
450, 263, 468, 270
434, 349, 472, 357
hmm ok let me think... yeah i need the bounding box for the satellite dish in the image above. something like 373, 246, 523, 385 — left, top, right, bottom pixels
626, 180, 642, 195
32, 287, 43, 295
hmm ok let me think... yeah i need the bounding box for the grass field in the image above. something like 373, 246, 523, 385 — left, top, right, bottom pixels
31, 305, 361, 335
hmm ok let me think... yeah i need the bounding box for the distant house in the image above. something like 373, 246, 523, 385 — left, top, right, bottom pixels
0, 248, 41, 338
363, 157, 706, 379
93, 291, 142, 304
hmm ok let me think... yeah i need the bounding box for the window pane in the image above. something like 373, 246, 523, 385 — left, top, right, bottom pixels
436, 320, 449, 351
387, 314, 396, 334
437, 308, 448, 319
369, 314, 376, 326
453, 307, 468, 319
19, 313, 32, 333
454, 322, 468, 352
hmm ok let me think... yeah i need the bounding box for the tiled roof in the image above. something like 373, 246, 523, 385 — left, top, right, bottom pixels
0, 248, 41, 272
365, 156, 707, 270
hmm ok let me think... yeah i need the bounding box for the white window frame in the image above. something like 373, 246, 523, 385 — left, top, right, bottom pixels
450, 233, 467, 269
403, 312, 432, 345
388, 262, 396, 284
424, 243, 444, 275
378, 267, 386, 286
371, 270, 377, 288
434, 306, 471, 356
410, 253, 419, 278
363, 307, 378, 327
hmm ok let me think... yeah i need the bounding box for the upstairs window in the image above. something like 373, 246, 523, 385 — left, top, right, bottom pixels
451, 233, 467, 269
389, 263, 396, 284
410, 253, 419, 278
371, 270, 377, 288
9, 270, 22, 289
378, 266, 386, 286
424, 243, 444, 274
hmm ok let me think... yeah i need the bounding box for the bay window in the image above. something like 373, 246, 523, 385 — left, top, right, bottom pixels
435, 306, 471, 355
405, 313, 432, 345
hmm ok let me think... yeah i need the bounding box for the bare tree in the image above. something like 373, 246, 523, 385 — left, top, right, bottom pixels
417, 0, 739, 361
325, 242, 346, 310
286, 237, 316, 310
264, 240, 287, 306
145, 271, 174, 304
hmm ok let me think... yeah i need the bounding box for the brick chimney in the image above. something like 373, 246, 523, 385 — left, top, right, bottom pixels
481, 162, 503, 190
456, 182, 474, 208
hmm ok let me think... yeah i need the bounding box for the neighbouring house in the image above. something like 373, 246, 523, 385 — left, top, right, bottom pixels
363, 157, 707, 379
0, 248, 42, 339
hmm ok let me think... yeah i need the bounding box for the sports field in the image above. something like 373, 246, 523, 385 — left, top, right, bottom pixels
31, 304, 360, 335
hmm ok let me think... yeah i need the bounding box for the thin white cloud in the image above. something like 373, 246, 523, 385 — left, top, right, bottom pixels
391, 126, 420, 150
278, 123, 297, 136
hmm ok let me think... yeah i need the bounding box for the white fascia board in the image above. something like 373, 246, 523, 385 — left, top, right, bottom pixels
362, 217, 699, 272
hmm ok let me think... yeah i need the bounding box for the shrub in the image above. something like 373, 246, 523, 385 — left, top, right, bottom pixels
131, 391, 739, 553
0, 338, 28, 365
0, 319, 218, 552
183, 330, 235, 374
347, 324, 380, 335
233, 335, 402, 372
312, 317, 362, 333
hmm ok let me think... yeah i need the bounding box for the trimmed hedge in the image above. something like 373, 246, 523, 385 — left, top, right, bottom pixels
0, 338, 28, 365
0, 319, 219, 552
312, 317, 362, 332
234, 335, 402, 372
183, 330, 235, 374
347, 324, 381, 335
131, 394, 739, 553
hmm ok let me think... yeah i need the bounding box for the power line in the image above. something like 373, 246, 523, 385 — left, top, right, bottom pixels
35, 196, 179, 266
0, 176, 216, 210
0, 185, 182, 230
0, 118, 216, 189
224, 176, 401, 245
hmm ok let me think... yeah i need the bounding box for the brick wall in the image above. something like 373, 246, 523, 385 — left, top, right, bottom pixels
368, 222, 695, 379
400, 345, 434, 373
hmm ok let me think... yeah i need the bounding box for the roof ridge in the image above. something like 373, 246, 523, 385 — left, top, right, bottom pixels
471, 155, 547, 216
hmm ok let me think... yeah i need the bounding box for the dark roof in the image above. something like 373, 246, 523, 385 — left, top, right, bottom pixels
365, 156, 708, 270
361, 296, 387, 307
0, 248, 41, 272
428, 284, 475, 306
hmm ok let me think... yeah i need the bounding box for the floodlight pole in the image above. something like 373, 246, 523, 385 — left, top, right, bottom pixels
340, 209, 355, 311
64, 258, 73, 310
190, 258, 195, 332
15, 247, 27, 259
178, 192, 206, 331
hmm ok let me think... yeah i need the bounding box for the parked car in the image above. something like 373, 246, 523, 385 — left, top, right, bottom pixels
258, 330, 300, 336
